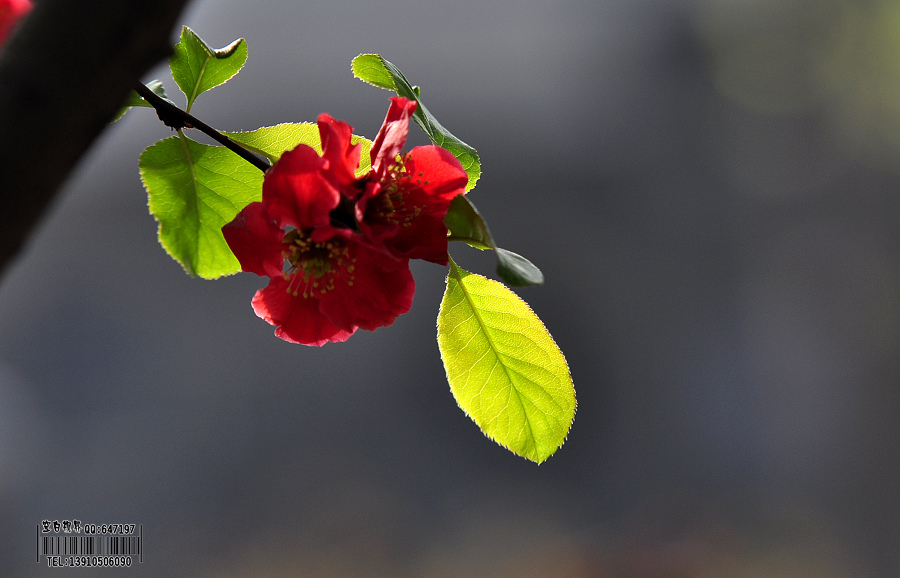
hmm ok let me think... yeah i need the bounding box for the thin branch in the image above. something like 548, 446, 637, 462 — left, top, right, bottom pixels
134, 82, 270, 173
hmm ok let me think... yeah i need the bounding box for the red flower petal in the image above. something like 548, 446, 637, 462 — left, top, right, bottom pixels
384, 212, 452, 265
252, 276, 356, 346
318, 113, 362, 193
370, 97, 417, 177
263, 145, 339, 229
359, 145, 468, 265
404, 145, 469, 203
317, 241, 415, 332
222, 202, 285, 278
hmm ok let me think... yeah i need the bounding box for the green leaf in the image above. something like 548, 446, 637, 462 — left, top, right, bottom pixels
437, 258, 575, 463
444, 195, 544, 286
139, 132, 263, 278
170, 26, 247, 112
112, 80, 169, 122
495, 248, 545, 287
444, 194, 493, 250
350, 53, 395, 90
226, 123, 373, 174
351, 53, 481, 191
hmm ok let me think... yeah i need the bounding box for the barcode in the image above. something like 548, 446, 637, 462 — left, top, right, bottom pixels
41, 536, 141, 557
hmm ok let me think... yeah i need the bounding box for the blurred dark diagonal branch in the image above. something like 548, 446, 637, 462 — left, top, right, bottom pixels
0, 0, 193, 278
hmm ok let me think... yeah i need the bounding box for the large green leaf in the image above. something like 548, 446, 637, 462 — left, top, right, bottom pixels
437, 258, 575, 463
139, 132, 263, 278
444, 196, 544, 286
226, 123, 373, 173
351, 54, 481, 191
170, 26, 247, 112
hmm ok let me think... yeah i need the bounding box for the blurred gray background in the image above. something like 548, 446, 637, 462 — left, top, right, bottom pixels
3, 0, 900, 575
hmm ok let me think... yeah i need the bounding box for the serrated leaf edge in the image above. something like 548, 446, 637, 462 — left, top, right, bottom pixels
138, 133, 253, 279
440, 258, 574, 463
174, 26, 247, 112
351, 53, 397, 90
139, 135, 196, 276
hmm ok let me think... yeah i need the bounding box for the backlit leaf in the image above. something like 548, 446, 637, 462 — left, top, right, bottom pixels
170, 26, 247, 112
437, 258, 575, 463
226, 123, 373, 173
139, 133, 262, 278
350, 54, 395, 90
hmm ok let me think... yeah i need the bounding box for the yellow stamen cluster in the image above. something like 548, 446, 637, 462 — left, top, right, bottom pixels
369, 157, 424, 228
281, 230, 356, 298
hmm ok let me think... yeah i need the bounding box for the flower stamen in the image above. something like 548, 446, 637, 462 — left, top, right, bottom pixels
281, 229, 356, 298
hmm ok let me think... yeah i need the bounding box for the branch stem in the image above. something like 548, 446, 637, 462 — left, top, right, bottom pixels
133, 81, 270, 173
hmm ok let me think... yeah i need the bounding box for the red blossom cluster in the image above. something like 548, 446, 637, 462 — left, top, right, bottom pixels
223, 97, 468, 346
0, 0, 30, 45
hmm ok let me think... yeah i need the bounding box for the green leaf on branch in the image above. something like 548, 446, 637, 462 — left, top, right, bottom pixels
437, 258, 575, 463
139, 133, 263, 278
226, 123, 318, 164
226, 123, 373, 173
350, 54, 395, 90
170, 26, 247, 112
444, 194, 493, 250
351, 53, 481, 191
112, 80, 169, 122
495, 248, 545, 287
444, 196, 544, 286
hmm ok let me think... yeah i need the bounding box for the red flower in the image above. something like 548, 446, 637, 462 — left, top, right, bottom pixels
357, 97, 469, 265
248, 228, 414, 346
0, 0, 31, 45
223, 98, 465, 345
223, 115, 414, 347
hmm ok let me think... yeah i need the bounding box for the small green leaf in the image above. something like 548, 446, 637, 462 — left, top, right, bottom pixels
226, 123, 373, 174
437, 258, 575, 463
351, 54, 396, 90
170, 26, 247, 112
444, 195, 544, 286
495, 248, 544, 287
445, 194, 493, 250
112, 80, 169, 122
139, 132, 263, 278
351, 53, 481, 191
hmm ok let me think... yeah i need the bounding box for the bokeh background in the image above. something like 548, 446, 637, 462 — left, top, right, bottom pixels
3, 0, 900, 575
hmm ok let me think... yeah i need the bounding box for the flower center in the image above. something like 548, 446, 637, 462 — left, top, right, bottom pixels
368, 159, 424, 227
281, 229, 356, 298
329, 194, 359, 231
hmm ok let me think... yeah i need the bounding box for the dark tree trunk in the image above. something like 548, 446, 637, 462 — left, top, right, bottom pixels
0, 0, 193, 277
